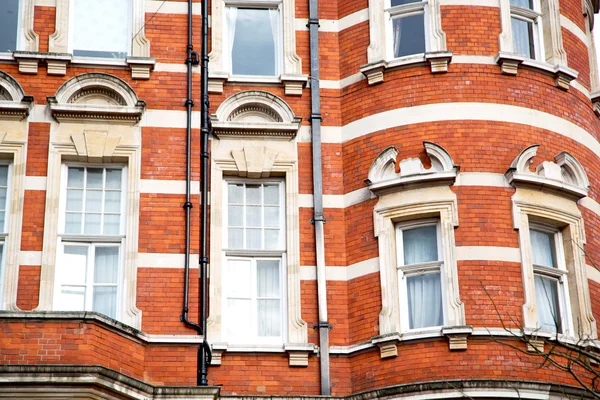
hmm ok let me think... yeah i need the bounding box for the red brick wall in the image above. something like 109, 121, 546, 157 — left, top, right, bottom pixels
16, 266, 41, 311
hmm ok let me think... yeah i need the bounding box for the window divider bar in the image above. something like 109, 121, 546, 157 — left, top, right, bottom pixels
59, 234, 125, 243
386, 2, 426, 16
510, 5, 542, 19
398, 260, 443, 274
225, 249, 284, 257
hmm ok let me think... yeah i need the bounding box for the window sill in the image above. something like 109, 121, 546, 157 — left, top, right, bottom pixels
208, 71, 308, 96
495, 51, 578, 91
371, 325, 473, 358
360, 51, 453, 85
210, 342, 317, 367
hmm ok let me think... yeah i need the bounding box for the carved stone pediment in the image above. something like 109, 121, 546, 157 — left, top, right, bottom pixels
506, 145, 589, 200
366, 142, 459, 195
211, 91, 301, 139
47, 73, 145, 125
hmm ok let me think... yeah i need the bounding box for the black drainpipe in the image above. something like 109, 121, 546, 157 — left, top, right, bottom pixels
199, 0, 211, 386
180, 0, 210, 386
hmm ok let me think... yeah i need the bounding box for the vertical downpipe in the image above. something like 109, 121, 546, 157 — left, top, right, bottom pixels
308, 0, 331, 395
199, 0, 211, 386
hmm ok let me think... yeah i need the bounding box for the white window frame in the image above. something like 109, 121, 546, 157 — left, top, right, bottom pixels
396, 219, 446, 332
385, 0, 429, 61
66, 0, 133, 60
0, 163, 13, 305
224, 1, 283, 79
529, 222, 572, 334
509, 0, 545, 61
221, 179, 287, 345
53, 164, 127, 320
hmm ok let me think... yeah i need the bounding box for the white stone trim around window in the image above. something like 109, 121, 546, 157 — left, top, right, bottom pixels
367, 143, 466, 358
36, 73, 143, 330
45, 0, 153, 79
208, 0, 307, 95
496, 0, 575, 89
362, 0, 450, 84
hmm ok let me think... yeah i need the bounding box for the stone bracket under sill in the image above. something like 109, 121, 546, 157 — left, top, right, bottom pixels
360, 51, 453, 85
495, 52, 578, 90
371, 325, 474, 359
11, 51, 155, 79
210, 342, 317, 367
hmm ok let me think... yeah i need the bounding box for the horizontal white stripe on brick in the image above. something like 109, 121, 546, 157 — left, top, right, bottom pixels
146, 0, 201, 15
142, 110, 193, 129
34, 0, 56, 6
454, 172, 509, 187
296, 9, 369, 33
571, 80, 590, 97
452, 55, 496, 65
561, 15, 588, 45
24, 176, 47, 191
137, 253, 199, 268
588, 265, 600, 284
140, 179, 199, 195
298, 188, 374, 209
456, 246, 521, 263
439, 0, 499, 6
155, 63, 195, 74
300, 258, 380, 281
30, 105, 52, 123
580, 196, 600, 216
19, 251, 42, 266
143, 334, 203, 344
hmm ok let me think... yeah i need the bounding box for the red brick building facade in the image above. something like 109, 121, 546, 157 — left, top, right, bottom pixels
1, 0, 600, 398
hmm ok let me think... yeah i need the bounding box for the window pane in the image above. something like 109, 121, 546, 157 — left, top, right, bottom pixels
265, 230, 280, 250
257, 299, 281, 337
57, 286, 86, 311
104, 191, 121, 213
61, 246, 88, 285
86, 168, 103, 189
65, 213, 82, 234
512, 17, 534, 59
231, 8, 277, 76
228, 205, 243, 227
510, 0, 533, 8
105, 169, 122, 189
93, 286, 117, 319
85, 190, 103, 212
247, 228, 262, 249
257, 260, 280, 297
246, 184, 261, 205
94, 246, 119, 283
246, 206, 261, 228
228, 228, 243, 249
264, 185, 279, 205
103, 214, 120, 234
402, 225, 438, 265
73, 0, 129, 58
407, 272, 443, 329
535, 275, 561, 333
68, 167, 85, 188
0, 0, 19, 52
84, 213, 101, 234
264, 207, 279, 227
391, 0, 421, 5
228, 184, 243, 204
67, 189, 83, 212
530, 229, 556, 268
392, 14, 425, 58
227, 260, 251, 297
0, 166, 9, 187
227, 299, 252, 340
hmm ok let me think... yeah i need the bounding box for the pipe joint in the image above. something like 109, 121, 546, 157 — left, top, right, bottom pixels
200, 151, 210, 159
183, 201, 194, 209
307, 18, 320, 27
311, 213, 326, 225
199, 256, 209, 265
313, 321, 332, 330
309, 113, 323, 122
185, 99, 195, 107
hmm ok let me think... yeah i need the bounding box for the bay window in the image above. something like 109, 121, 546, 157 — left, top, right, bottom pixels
510, 0, 543, 60
69, 0, 131, 58
387, 0, 427, 59
225, 2, 281, 77
223, 181, 286, 345
54, 166, 126, 320
530, 225, 570, 334
397, 220, 444, 330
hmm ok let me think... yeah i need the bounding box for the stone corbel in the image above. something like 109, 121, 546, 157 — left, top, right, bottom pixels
284, 343, 317, 367
45, 53, 72, 76
281, 74, 309, 96
553, 65, 577, 91
442, 326, 473, 351
12, 51, 45, 75
360, 61, 386, 85
126, 57, 156, 80
371, 333, 401, 359
425, 51, 452, 73
209, 343, 228, 366
526, 338, 545, 353
495, 52, 525, 75
208, 72, 229, 94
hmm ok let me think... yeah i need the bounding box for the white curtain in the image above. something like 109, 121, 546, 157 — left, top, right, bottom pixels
257, 260, 281, 336
530, 229, 555, 268
269, 8, 281, 74
511, 17, 532, 58
535, 275, 561, 332
92, 246, 119, 319
226, 259, 252, 341
393, 17, 403, 58
407, 272, 443, 329
58, 245, 88, 311
226, 7, 238, 66
403, 226, 438, 265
